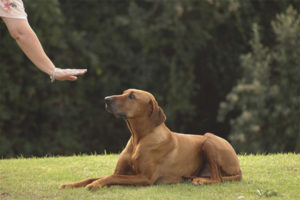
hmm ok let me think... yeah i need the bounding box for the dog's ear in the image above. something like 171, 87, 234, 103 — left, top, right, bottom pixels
149, 98, 166, 127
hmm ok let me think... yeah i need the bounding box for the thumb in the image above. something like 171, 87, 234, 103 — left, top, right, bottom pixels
69, 76, 78, 81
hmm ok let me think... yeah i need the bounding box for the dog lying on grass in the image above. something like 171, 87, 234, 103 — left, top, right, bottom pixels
59, 89, 241, 190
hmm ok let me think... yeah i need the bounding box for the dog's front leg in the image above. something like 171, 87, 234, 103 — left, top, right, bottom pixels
85, 174, 151, 190
59, 177, 103, 189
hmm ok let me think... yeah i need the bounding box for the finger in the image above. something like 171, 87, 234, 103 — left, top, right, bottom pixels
73, 71, 87, 76
68, 76, 78, 81
66, 69, 87, 76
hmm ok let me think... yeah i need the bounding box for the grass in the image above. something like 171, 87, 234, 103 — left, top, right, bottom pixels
0, 154, 299, 200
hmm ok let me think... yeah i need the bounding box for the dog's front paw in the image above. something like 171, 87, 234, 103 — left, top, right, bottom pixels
85, 183, 100, 191
59, 183, 73, 190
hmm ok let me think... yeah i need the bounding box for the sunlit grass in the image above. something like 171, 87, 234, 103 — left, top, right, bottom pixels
0, 154, 299, 200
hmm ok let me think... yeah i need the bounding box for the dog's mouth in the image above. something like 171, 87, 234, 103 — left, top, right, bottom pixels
113, 113, 128, 119
105, 103, 113, 113
117, 113, 128, 119
105, 103, 127, 119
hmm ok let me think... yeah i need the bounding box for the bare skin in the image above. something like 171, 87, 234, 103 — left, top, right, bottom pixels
2, 17, 87, 81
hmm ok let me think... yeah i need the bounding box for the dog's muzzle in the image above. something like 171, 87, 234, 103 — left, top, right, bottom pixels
104, 96, 113, 105
104, 96, 127, 119
104, 96, 114, 112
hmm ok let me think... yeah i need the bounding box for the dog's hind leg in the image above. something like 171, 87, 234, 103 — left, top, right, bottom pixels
222, 171, 242, 182
192, 160, 222, 185
192, 139, 223, 185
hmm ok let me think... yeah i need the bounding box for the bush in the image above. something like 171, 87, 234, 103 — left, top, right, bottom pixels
1, 0, 299, 157
218, 7, 300, 153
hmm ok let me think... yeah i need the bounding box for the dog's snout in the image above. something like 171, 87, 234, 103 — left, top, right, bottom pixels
104, 97, 113, 105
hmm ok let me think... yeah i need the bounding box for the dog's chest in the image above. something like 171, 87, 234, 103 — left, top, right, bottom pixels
131, 143, 149, 163
129, 143, 160, 173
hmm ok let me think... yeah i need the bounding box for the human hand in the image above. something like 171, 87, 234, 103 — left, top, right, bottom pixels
51, 68, 87, 82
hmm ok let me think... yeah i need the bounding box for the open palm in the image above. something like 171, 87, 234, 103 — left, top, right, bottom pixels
53, 68, 87, 81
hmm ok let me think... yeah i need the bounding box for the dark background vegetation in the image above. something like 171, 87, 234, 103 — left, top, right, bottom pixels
0, 0, 299, 158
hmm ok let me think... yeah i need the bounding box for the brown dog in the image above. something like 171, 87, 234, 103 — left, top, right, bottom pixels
59, 89, 242, 190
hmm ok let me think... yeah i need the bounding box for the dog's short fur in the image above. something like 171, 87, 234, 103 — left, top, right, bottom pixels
59, 89, 242, 190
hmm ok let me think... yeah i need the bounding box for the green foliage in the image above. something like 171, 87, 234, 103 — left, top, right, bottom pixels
1, 0, 300, 157
218, 7, 300, 153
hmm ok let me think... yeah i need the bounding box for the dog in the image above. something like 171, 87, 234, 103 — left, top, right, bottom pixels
59, 89, 242, 190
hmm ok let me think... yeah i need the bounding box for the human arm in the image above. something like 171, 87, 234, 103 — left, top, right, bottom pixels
2, 17, 87, 81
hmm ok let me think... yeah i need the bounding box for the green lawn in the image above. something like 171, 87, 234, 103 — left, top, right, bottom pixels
0, 154, 299, 200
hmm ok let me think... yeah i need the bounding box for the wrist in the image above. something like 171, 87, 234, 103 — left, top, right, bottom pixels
50, 68, 57, 83
46, 66, 56, 76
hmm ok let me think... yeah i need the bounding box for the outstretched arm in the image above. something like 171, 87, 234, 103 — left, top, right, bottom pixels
2, 17, 87, 81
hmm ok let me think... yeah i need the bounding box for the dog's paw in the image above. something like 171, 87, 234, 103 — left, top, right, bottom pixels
58, 184, 66, 190
85, 183, 99, 191
59, 184, 73, 190
192, 178, 204, 185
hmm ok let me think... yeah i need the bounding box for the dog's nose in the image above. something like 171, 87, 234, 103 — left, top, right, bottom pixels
104, 97, 113, 105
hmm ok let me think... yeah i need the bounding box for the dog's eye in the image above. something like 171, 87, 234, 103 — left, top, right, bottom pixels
129, 92, 135, 99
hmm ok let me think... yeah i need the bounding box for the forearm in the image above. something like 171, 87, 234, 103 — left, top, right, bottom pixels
3, 18, 55, 76
2, 17, 87, 81
15, 25, 55, 75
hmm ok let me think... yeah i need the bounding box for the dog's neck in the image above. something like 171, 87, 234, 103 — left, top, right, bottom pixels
125, 117, 164, 145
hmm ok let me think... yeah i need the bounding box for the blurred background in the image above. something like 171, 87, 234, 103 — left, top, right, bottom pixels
0, 0, 299, 158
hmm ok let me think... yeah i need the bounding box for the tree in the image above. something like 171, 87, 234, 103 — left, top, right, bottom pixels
1, 0, 300, 157
218, 6, 300, 153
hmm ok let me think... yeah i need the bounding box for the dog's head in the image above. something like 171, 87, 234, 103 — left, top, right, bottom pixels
104, 89, 166, 127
